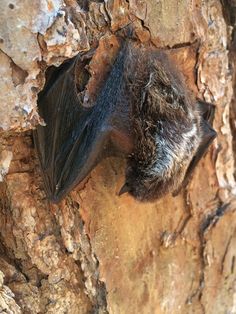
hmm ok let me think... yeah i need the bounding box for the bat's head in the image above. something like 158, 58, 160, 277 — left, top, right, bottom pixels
119, 48, 217, 201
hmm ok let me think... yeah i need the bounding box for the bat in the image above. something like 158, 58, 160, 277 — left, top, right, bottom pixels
34, 41, 217, 203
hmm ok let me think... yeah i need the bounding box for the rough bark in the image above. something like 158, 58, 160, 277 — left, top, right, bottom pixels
0, 0, 236, 313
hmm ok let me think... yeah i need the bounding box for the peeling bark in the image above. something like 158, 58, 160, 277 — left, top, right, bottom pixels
0, 0, 236, 313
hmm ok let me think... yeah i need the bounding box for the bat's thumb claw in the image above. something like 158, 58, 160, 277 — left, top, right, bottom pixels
118, 183, 130, 196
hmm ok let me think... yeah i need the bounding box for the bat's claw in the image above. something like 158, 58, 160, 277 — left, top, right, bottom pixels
118, 183, 130, 196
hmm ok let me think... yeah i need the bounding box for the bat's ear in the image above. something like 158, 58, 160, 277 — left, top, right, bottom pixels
197, 99, 216, 125
172, 100, 217, 196
185, 120, 217, 179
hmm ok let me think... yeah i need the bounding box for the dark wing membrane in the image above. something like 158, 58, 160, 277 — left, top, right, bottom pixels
34, 55, 103, 202
34, 45, 132, 202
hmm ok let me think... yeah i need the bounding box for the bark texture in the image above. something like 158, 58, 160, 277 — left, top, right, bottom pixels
0, 0, 236, 313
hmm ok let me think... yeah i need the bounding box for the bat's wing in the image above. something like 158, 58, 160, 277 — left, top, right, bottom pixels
34, 55, 96, 202
34, 47, 132, 203
173, 100, 217, 195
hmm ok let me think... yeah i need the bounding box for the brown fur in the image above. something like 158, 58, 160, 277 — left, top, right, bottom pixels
120, 43, 215, 201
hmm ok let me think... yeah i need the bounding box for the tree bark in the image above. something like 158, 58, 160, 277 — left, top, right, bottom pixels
0, 0, 236, 313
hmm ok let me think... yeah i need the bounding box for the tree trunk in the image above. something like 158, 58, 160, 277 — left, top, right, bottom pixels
0, 0, 236, 313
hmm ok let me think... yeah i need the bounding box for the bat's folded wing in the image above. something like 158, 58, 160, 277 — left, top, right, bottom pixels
34, 56, 108, 202
34, 45, 133, 203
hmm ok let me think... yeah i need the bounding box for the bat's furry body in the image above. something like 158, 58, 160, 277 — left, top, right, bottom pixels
34, 41, 216, 203
123, 46, 216, 200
